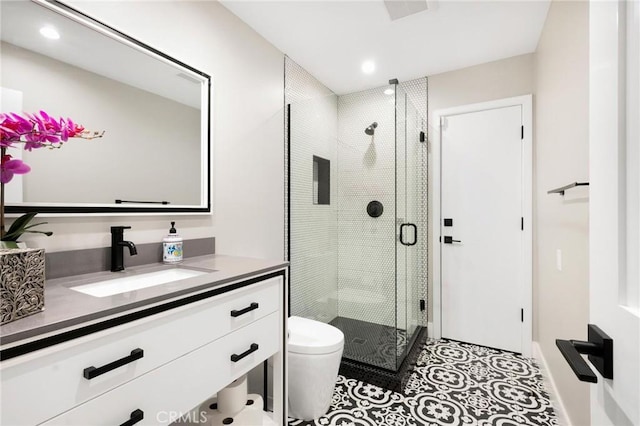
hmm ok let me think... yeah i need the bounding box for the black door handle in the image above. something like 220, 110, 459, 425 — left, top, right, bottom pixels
556, 340, 598, 383
231, 343, 259, 362
400, 223, 417, 246
556, 324, 613, 383
443, 236, 461, 244
120, 409, 144, 426
83, 348, 144, 380
231, 302, 259, 317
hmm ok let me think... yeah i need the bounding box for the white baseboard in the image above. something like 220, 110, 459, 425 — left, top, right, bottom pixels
532, 342, 572, 426
427, 321, 434, 338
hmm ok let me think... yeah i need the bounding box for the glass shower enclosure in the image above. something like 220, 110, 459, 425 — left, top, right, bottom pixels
287, 59, 427, 372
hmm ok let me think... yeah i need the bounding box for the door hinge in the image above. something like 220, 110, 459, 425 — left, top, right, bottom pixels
420, 299, 426, 311
521, 125, 524, 140
521, 308, 524, 322
521, 217, 524, 231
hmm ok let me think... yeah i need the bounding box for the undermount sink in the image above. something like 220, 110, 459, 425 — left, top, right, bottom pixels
69, 267, 211, 298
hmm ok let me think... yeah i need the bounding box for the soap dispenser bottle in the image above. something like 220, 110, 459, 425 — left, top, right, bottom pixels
163, 222, 183, 264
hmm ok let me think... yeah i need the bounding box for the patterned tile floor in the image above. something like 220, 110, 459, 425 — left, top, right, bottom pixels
289, 339, 557, 426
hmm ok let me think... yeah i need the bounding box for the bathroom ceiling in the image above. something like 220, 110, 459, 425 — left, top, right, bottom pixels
220, 0, 551, 95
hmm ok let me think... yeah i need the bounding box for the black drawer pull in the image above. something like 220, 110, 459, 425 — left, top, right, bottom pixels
120, 409, 144, 426
231, 302, 259, 317
230, 343, 259, 362
83, 348, 144, 380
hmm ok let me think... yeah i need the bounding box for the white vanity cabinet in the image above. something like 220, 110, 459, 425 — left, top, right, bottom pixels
0, 271, 286, 426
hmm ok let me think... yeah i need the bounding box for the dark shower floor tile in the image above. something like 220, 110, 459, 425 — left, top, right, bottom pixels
288, 339, 558, 426
339, 327, 429, 393
329, 316, 407, 371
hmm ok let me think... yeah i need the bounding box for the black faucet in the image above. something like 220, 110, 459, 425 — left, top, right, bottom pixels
111, 226, 138, 272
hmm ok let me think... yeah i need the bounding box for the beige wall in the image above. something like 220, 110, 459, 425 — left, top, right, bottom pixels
429, 54, 535, 114
8, 1, 284, 260
534, 1, 590, 424
427, 54, 535, 322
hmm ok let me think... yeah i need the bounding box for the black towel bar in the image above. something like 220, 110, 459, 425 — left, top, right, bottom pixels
547, 182, 589, 195
115, 199, 170, 204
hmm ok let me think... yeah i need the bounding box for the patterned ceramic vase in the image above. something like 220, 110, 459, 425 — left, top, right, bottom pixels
0, 248, 45, 325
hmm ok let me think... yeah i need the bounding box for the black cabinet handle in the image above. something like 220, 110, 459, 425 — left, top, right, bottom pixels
556, 324, 613, 383
120, 409, 144, 426
83, 348, 144, 380
231, 302, 259, 318
231, 343, 259, 362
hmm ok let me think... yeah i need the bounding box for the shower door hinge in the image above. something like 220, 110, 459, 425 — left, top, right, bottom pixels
521, 308, 524, 322
521, 125, 524, 140
420, 299, 426, 311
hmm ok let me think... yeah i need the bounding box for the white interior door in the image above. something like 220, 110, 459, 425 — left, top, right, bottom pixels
589, 1, 640, 424
440, 104, 525, 354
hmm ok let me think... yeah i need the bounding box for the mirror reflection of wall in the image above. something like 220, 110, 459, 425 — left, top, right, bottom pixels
0, 0, 210, 211
2, 42, 201, 205
0, 87, 25, 203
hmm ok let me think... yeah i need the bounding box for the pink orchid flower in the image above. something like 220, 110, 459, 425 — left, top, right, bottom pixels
0, 111, 103, 184
0, 113, 33, 147
0, 154, 31, 184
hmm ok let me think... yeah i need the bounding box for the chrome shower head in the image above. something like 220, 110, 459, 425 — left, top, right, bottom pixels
365, 122, 378, 136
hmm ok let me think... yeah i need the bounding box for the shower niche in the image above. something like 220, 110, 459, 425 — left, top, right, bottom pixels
286, 58, 427, 373
312, 156, 330, 205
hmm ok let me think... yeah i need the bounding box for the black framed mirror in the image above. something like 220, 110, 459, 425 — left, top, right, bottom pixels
1, 0, 211, 214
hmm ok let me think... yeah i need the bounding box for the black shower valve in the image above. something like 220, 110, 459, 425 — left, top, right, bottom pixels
367, 201, 384, 218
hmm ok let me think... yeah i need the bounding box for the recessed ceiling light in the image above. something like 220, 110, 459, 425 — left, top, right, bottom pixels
384, 89, 395, 95
39, 26, 60, 40
361, 60, 375, 74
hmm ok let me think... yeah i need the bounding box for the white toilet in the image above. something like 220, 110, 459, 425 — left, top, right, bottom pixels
287, 316, 344, 421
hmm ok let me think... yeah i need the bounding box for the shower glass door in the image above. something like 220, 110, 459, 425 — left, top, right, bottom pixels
395, 84, 423, 369
286, 56, 427, 374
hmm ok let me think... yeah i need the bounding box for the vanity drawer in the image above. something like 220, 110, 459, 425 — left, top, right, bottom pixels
0, 276, 281, 426
40, 312, 280, 426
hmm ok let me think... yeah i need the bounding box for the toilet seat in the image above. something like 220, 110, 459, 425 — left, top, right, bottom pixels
288, 316, 344, 355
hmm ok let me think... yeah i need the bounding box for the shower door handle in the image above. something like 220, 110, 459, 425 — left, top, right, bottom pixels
400, 223, 417, 246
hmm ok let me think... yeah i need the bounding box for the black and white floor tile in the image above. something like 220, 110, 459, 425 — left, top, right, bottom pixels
289, 339, 557, 426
